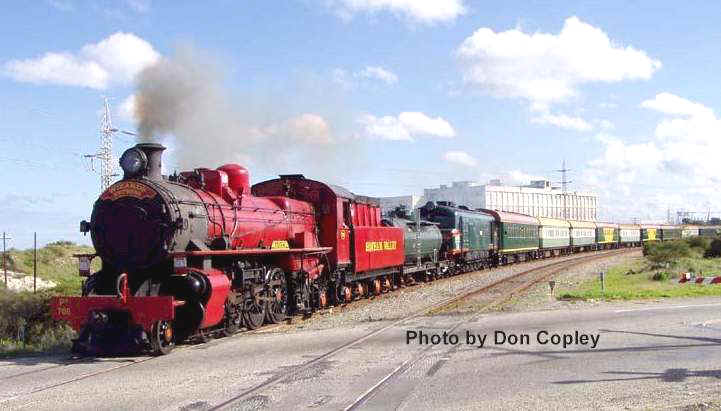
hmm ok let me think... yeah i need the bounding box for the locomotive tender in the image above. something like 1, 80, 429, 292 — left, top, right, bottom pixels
51, 143, 716, 355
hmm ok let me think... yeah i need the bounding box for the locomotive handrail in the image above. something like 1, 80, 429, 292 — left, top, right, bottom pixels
172, 246, 332, 257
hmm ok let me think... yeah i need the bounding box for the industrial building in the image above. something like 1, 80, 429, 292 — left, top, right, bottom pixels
380, 179, 598, 221
423, 179, 598, 221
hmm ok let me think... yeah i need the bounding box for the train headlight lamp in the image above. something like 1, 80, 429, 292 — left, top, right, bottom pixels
119, 147, 148, 178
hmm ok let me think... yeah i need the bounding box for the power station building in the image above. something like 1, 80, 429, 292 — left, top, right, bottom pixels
380, 179, 599, 221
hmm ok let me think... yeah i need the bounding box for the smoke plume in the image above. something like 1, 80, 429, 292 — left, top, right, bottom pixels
133, 45, 363, 178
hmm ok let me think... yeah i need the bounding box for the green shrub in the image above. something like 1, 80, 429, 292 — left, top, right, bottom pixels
0, 288, 74, 354
705, 239, 721, 258
645, 240, 692, 268
642, 243, 651, 256
652, 271, 670, 281
687, 236, 711, 252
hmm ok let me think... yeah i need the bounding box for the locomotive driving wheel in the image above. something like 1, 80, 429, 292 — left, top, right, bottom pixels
265, 268, 288, 324
150, 320, 175, 355
223, 301, 242, 336
242, 293, 266, 330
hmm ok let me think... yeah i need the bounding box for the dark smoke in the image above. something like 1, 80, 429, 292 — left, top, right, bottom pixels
133, 45, 365, 178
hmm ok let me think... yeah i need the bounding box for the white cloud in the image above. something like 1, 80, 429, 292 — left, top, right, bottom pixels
456, 16, 661, 107
356, 66, 398, 84
325, 0, 466, 23
124, 0, 150, 13
583, 93, 721, 221
506, 170, 545, 186
480, 169, 545, 186
599, 102, 618, 109
332, 68, 353, 90
443, 150, 477, 167
118, 94, 137, 122
358, 111, 456, 141
640, 92, 714, 118
596, 119, 614, 130
332, 66, 398, 89
531, 113, 592, 131
3, 32, 160, 89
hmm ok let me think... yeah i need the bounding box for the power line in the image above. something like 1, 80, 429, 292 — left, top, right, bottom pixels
2, 231, 11, 287
83, 97, 137, 193
554, 160, 573, 219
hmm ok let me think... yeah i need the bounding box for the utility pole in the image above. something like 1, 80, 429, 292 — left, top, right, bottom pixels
84, 97, 137, 193
33, 233, 37, 294
2, 232, 11, 287
555, 160, 572, 219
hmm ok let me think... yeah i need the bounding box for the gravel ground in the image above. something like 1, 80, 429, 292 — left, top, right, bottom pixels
495, 249, 643, 312
275, 250, 636, 332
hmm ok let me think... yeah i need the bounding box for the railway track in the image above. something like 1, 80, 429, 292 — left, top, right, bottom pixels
210, 248, 633, 410
0, 248, 632, 407
343, 248, 630, 410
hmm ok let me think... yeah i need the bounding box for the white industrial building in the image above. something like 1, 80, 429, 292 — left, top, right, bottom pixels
418, 179, 598, 221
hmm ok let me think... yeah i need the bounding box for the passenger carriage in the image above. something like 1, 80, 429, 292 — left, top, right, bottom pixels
595, 222, 619, 250
640, 225, 660, 242
481, 210, 539, 264
681, 225, 700, 238
659, 225, 682, 241
618, 224, 641, 247
569, 220, 596, 252
537, 217, 571, 257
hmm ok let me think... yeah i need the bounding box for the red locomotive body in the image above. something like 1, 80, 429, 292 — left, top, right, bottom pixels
252, 176, 404, 277
52, 143, 405, 355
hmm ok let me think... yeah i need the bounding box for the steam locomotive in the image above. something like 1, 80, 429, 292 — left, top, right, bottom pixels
53, 143, 415, 354
51, 143, 709, 355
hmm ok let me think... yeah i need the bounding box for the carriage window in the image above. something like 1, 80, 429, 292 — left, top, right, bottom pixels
342, 201, 352, 228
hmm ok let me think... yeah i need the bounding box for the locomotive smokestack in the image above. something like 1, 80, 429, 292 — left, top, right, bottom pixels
136, 143, 165, 181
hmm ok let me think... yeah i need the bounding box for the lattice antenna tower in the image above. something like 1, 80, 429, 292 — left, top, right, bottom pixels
554, 160, 572, 219
84, 97, 136, 192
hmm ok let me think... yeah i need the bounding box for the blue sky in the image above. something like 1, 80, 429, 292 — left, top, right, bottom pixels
2, 0, 721, 248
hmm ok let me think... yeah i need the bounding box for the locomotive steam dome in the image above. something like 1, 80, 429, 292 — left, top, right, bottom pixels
91, 143, 176, 270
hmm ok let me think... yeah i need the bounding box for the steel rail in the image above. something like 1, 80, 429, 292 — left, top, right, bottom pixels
211, 248, 633, 410
342, 249, 631, 410
0, 249, 633, 405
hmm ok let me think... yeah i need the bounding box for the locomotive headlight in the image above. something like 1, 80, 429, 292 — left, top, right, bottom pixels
119, 147, 148, 178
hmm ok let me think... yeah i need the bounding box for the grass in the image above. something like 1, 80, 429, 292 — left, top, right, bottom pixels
4, 240, 99, 295
559, 252, 721, 301
0, 287, 75, 356
0, 241, 98, 356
